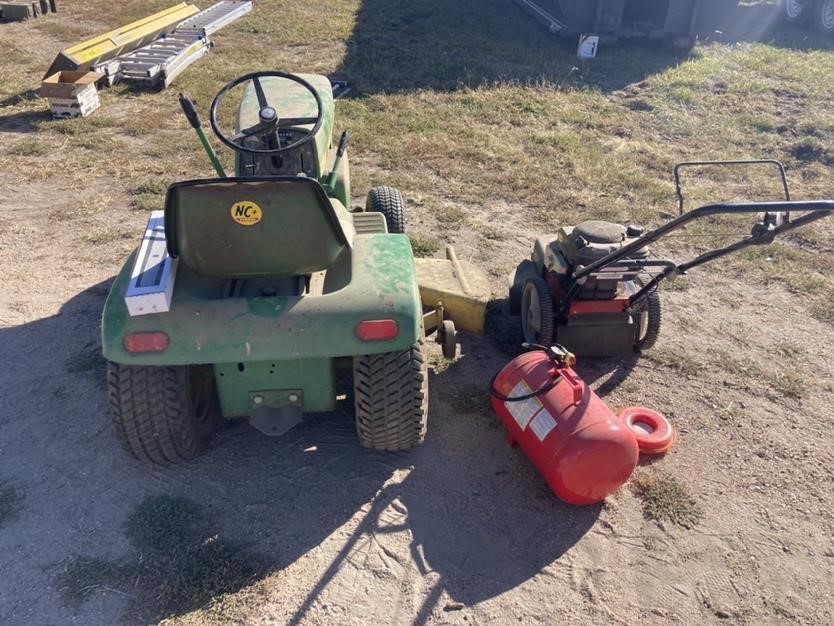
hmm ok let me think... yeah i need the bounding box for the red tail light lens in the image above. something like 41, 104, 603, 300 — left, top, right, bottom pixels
124, 332, 170, 353
356, 320, 399, 341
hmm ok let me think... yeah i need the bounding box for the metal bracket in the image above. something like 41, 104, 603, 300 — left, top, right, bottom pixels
248, 389, 303, 437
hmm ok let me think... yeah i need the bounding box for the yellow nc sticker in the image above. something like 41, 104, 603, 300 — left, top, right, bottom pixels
230, 201, 263, 226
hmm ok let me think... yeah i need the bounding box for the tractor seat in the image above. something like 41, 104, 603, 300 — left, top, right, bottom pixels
164, 177, 349, 278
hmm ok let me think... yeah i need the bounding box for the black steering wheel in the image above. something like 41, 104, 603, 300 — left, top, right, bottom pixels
209, 70, 324, 156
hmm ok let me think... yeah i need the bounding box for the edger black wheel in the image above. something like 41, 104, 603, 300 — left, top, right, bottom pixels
520, 276, 554, 346
107, 363, 220, 464
366, 186, 406, 234
353, 342, 428, 450
634, 278, 662, 352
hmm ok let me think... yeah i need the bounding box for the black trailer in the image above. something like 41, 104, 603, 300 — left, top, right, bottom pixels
514, 0, 742, 45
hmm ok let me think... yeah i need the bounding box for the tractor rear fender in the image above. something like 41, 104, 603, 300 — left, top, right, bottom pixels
101, 233, 422, 366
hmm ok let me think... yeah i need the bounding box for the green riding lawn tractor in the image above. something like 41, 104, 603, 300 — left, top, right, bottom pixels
101, 71, 428, 464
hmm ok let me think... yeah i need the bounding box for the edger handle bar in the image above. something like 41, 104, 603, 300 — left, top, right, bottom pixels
674, 160, 792, 215
572, 201, 834, 297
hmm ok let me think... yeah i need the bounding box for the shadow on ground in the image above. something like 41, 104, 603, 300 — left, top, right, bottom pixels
0, 283, 599, 624
0, 108, 52, 134
335, 0, 691, 95
335, 0, 834, 97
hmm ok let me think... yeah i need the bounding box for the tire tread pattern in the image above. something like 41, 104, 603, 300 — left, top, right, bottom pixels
366, 186, 406, 234
107, 363, 214, 464
353, 342, 428, 450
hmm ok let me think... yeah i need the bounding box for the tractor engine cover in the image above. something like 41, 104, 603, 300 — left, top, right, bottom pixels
491, 350, 639, 505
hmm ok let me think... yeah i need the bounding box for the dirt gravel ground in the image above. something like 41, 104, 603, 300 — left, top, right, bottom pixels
2, 2, 834, 625
1, 168, 833, 625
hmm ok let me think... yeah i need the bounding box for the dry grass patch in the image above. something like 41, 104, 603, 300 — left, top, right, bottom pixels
58, 495, 264, 624
811, 290, 834, 325
7, 138, 50, 157
633, 471, 703, 528
769, 371, 807, 399
428, 353, 455, 374
643, 346, 703, 376
3, 1, 831, 276
409, 233, 441, 258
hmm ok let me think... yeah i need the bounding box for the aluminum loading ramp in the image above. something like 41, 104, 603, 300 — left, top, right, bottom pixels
44, 3, 199, 77
515, 0, 567, 33
93, 1, 253, 88
174, 0, 254, 36
94, 34, 212, 88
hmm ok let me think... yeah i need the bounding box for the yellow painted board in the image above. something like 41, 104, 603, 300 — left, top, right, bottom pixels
415, 249, 492, 336
45, 3, 199, 76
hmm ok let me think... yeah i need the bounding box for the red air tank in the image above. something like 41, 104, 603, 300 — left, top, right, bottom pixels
491, 346, 639, 505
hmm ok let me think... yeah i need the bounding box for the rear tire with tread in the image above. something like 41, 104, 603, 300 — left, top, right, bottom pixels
366, 186, 406, 234
107, 363, 220, 464
353, 342, 428, 450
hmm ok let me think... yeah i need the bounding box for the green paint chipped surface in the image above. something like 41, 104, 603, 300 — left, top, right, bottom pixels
246, 296, 289, 319
364, 235, 417, 297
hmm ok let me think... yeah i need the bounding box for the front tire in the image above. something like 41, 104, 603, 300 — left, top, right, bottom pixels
366, 186, 406, 234
353, 342, 428, 450
107, 363, 220, 464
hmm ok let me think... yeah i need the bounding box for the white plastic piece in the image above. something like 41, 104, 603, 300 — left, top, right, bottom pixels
577, 34, 600, 59
125, 211, 178, 316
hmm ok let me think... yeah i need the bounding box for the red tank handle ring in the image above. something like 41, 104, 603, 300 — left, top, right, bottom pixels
619, 407, 676, 455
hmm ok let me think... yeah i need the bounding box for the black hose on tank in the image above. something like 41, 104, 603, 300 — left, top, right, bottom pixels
489, 343, 569, 402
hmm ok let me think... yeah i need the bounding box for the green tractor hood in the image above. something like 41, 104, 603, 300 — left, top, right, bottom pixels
237, 73, 335, 177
